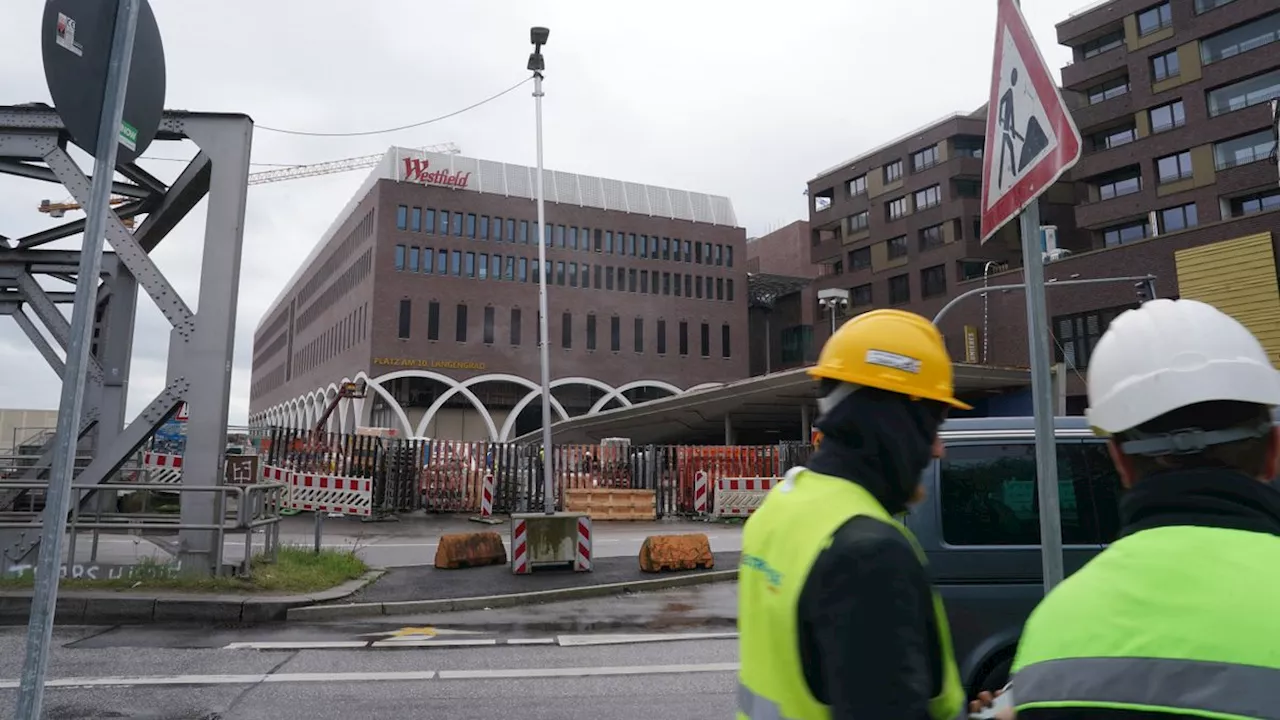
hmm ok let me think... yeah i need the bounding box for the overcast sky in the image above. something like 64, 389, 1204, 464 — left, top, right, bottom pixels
0, 0, 1075, 426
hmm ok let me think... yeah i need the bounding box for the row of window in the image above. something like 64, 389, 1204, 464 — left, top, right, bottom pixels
394, 299, 732, 358
1078, 0, 1236, 62
291, 302, 370, 385
1091, 125, 1276, 200
391, 245, 737, 302
1085, 62, 1280, 136
840, 263, 949, 310
812, 136, 984, 213
828, 217, 983, 279
394, 204, 734, 268
1101, 187, 1280, 247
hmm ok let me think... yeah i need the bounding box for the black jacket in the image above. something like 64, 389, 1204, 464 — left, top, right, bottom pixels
1015, 468, 1280, 720
795, 442, 947, 720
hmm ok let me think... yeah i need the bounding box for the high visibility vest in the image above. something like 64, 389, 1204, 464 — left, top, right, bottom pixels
737, 467, 966, 720
1011, 524, 1280, 718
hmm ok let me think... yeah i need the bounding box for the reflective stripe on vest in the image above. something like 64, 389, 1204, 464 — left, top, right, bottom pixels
737, 467, 966, 720
1012, 525, 1280, 719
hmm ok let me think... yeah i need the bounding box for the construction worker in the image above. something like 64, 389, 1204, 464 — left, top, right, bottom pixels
737, 309, 971, 720
989, 298, 1280, 719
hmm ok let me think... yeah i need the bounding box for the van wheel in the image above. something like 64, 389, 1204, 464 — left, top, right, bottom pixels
975, 656, 1012, 692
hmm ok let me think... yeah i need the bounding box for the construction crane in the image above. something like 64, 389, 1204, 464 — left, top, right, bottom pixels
34, 141, 463, 224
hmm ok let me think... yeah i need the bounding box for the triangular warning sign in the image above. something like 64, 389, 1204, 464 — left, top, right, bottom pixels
980, 0, 1082, 244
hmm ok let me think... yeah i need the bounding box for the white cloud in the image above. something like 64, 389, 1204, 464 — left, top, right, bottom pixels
0, 0, 1075, 426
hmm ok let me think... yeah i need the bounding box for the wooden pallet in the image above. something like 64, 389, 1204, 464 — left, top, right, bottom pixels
564, 488, 656, 521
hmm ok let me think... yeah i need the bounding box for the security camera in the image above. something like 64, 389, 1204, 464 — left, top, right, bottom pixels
531, 27, 550, 45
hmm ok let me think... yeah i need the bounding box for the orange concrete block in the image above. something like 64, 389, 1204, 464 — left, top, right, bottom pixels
434, 531, 508, 569
638, 533, 714, 573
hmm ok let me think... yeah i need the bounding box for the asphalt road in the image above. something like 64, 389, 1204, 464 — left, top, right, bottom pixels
63, 515, 745, 568
0, 623, 739, 719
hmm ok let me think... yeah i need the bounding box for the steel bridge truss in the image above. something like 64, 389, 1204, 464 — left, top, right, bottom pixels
0, 105, 252, 574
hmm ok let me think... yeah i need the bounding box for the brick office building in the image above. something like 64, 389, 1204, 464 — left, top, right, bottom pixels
803, 0, 1280, 413
248, 147, 748, 440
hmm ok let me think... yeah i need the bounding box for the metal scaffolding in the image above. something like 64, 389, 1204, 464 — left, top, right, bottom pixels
0, 104, 252, 575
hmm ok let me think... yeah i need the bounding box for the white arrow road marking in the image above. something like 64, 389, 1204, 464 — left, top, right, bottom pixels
555, 632, 739, 647
0, 663, 740, 689
222, 631, 739, 651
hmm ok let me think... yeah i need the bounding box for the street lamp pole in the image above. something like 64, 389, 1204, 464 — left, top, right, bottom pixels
529, 27, 555, 516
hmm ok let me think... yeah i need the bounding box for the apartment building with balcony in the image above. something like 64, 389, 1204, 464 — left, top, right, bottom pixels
805, 110, 1081, 349
937, 0, 1280, 412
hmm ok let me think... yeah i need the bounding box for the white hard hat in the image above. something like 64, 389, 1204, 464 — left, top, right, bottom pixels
1086, 298, 1280, 442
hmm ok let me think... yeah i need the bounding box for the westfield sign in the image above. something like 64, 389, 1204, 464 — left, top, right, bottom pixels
402, 158, 472, 189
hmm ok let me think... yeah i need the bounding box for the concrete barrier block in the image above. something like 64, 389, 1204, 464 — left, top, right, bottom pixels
435, 531, 508, 569
638, 533, 715, 573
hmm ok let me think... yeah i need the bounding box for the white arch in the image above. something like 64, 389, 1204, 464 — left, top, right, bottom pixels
685, 382, 725, 393
587, 379, 682, 415
411, 372, 572, 438
356, 369, 501, 441
351, 370, 415, 437
496, 376, 630, 442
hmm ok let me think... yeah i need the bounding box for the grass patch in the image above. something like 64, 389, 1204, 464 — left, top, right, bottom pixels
0, 546, 369, 594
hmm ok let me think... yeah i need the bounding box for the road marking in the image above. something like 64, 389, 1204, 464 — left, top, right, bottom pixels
370, 638, 498, 648
0, 663, 740, 689
556, 632, 739, 647
224, 641, 368, 650
506, 637, 556, 645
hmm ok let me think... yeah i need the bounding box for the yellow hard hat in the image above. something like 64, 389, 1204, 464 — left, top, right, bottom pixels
809, 308, 972, 410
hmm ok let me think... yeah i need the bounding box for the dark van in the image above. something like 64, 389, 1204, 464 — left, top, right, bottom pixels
903, 415, 1124, 693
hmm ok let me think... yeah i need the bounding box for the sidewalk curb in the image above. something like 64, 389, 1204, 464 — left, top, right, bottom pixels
286, 568, 740, 622
0, 569, 385, 625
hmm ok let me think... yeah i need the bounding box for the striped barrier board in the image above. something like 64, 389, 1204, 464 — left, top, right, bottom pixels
141, 452, 183, 484
693, 470, 709, 515
575, 515, 592, 572
288, 473, 373, 517
512, 517, 530, 574
712, 477, 783, 518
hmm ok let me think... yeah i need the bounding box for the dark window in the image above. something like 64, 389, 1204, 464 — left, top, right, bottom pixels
506, 218, 515, 242
1089, 124, 1137, 151
849, 247, 872, 270
883, 160, 903, 183
456, 304, 468, 342
1196, 0, 1237, 12
919, 224, 944, 251
640, 270, 649, 294
610, 316, 621, 352
408, 246, 419, 272
847, 175, 867, 196
634, 317, 644, 353
394, 245, 406, 271
1103, 220, 1150, 247
914, 185, 941, 210
726, 246, 734, 267
852, 283, 873, 307
1151, 49, 1180, 82
1055, 305, 1134, 369
510, 308, 521, 345
781, 325, 815, 364
556, 261, 565, 286
1209, 69, 1280, 117
397, 299, 411, 339
594, 265, 603, 289
1214, 129, 1277, 169
1086, 76, 1129, 104
519, 220, 529, 243
1200, 10, 1280, 64
1137, 2, 1172, 35
716, 277, 725, 300
490, 254, 501, 280
594, 228, 603, 252
657, 320, 668, 354
1096, 167, 1142, 199
424, 209, 436, 233
440, 210, 450, 234
921, 265, 947, 298
396, 205, 408, 230
465, 214, 477, 238
410, 207, 421, 232
700, 323, 711, 358
887, 235, 909, 259
569, 226, 578, 250
606, 267, 615, 291
1081, 30, 1124, 59
452, 212, 463, 236
663, 272, 671, 294
423, 248, 434, 274
1156, 150, 1193, 183
679, 321, 689, 356
685, 274, 692, 296
465, 252, 476, 278
911, 145, 939, 172
1159, 202, 1199, 232
586, 314, 597, 350
478, 253, 489, 280
1228, 188, 1280, 217
479, 215, 489, 240
953, 135, 985, 158
695, 276, 703, 299
1149, 99, 1185, 132
848, 211, 870, 232
887, 196, 909, 220
555, 225, 565, 247
562, 312, 572, 349
483, 306, 495, 344
721, 324, 731, 358
628, 269, 637, 292
889, 274, 910, 305
446, 250, 457, 274
518, 257, 528, 282
428, 301, 440, 340
939, 442, 1122, 546
953, 179, 982, 198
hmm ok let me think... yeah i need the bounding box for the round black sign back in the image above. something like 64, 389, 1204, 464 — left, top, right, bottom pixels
41, 0, 166, 165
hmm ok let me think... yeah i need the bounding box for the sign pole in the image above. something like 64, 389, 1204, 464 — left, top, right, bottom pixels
1019, 202, 1065, 593
17, 0, 140, 716
532, 63, 555, 516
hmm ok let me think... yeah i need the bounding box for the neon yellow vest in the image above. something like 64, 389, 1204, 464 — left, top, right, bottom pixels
1012, 525, 1280, 718
737, 467, 966, 720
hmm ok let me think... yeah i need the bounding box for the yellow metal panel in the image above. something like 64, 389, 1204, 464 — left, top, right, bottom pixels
1175, 232, 1280, 367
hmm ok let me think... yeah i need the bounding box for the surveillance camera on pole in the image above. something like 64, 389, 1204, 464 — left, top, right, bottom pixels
817, 288, 850, 334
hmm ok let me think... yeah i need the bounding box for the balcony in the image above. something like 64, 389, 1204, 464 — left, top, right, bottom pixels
1061, 46, 1129, 90
1070, 89, 1135, 133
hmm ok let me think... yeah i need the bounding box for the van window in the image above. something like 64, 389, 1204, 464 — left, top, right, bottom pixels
939, 442, 1121, 546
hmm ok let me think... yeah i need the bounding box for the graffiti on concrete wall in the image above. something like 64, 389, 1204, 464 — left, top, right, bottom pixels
4, 561, 183, 581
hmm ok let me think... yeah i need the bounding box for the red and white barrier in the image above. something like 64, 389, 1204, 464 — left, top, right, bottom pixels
712, 476, 783, 518
288, 473, 373, 517
480, 472, 495, 518
141, 452, 183, 484
261, 465, 292, 508
575, 516, 592, 572
693, 470, 709, 515
512, 517, 530, 574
